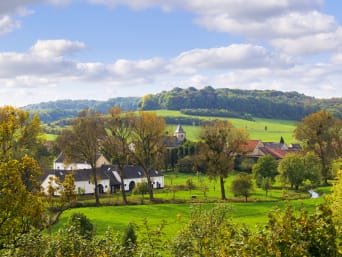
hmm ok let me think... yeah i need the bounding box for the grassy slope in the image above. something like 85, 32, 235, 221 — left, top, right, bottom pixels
44, 110, 297, 143
158, 110, 296, 143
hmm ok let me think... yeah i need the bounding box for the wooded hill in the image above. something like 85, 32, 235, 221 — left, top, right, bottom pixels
23, 87, 342, 123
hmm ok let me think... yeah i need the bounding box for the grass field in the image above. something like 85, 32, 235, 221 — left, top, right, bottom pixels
52, 198, 323, 239
153, 110, 297, 143
44, 110, 297, 143
51, 170, 328, 240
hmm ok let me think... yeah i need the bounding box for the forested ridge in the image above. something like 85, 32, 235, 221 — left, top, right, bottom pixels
23, 87, 342, 123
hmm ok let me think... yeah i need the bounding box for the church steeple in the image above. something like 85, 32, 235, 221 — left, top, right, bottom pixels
174, 124, 186, 142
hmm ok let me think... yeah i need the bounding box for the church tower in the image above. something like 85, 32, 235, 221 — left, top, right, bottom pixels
174, 124, 186, 143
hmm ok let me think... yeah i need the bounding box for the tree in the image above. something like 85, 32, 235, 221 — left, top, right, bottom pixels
303, 152, 322, 187
102, 106, 134, 204
130, 111, 166, 201
67, 213, 94, 240
252, 155, 278, 188
329, 159, 342, 242
231, 172, 254, 202
295, 110, 342, 184
122, 223, 137, 249
60, 173, 77, 206
199, 120, 248, 200
56, 109, 106, 206
278, 153, 305, 190
0, 106, 45, 162
133, 181, 149, 202
0, 158, 45, 249
279, 152, 322, 190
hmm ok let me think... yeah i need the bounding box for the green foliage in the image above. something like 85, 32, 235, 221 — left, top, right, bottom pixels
295, 110, 342, 184
231, 172, 254, 202
0, 158, 45, 249
60, 173, 77, 205
199, 119, 249, 200
24, 97, 141, 123
122, 223, 137, 248
278, 152, 322, 190
140, 87, 322, 120
253, 154, 278, 188
133, 181, 149, 199
67, 212, 94, 240
171, 204, 238, 257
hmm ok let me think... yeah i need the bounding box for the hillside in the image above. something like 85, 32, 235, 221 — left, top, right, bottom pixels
23, 87, 342, 123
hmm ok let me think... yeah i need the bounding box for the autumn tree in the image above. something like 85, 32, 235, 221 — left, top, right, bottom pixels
295, 110, 342, 184
0, 158, 45, 249
0, 106, 45, 162
130, 111, 166, 201
199, 120, 248, 200
60, 173, 77, 206
231, 172, 254, 202
56, 109, 106, 206
102, 106, 134, 204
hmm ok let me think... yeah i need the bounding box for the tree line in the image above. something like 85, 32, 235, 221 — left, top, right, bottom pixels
24, 87, 342, 124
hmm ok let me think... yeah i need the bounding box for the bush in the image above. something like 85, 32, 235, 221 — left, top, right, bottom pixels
67, 212, 94, 240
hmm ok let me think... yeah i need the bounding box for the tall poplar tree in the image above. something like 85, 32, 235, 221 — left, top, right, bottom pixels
130, 111, 166, 201
102, 106, 134, 204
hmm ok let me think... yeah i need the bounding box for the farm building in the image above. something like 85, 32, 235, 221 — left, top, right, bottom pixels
41, 165, 164, 196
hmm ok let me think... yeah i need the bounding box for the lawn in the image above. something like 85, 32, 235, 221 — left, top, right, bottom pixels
52, 198, 324, 239
51, 170, 327, 240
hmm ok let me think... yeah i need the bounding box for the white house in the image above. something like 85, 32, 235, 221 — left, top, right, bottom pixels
41, 165, 164, 195
54, 152, 110, 170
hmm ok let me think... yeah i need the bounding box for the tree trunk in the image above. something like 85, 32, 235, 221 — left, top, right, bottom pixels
92, 167, 100, 206
220, 176, 226, 200
119, 168, 128, 204
146, 172, 154, 201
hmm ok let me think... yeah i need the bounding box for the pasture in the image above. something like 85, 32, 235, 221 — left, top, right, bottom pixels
155, 110, 297, 143
53, 198, 324, 239
51, 170, 327, 239
44, 109, 297, 143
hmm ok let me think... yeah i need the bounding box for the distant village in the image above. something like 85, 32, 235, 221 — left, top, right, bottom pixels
41, 124, 301, 196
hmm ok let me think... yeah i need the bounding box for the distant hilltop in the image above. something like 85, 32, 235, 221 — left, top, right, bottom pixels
23, 87, 342, 123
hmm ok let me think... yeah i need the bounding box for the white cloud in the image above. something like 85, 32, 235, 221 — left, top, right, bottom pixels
30, 39, 86, 58
88, 0, 340, 57
196, 11, 337, 39
1, 38, 341, 106
271, 28, 342, 55
0, 0, 70, 15
330, 53, 342, 64
0, 15, 20, 35
169, 44, 295, 74
109, 58, 165, 77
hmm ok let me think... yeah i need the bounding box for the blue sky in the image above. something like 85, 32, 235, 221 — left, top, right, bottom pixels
0, 0, 342, 107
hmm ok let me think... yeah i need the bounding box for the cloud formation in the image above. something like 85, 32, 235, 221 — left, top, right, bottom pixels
0, 0, 341, 106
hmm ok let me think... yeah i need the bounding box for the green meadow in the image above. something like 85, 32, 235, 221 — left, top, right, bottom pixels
53, 198, 323, 239
52, 170, 327, 238
156, 110, 297, 143
43, 109, 297, 143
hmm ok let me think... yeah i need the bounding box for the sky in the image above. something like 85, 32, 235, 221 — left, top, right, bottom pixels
0, 0, 342, 107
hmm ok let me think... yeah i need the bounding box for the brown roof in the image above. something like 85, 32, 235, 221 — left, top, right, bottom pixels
241, 140, 261, 153
260, 147, 288, 160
